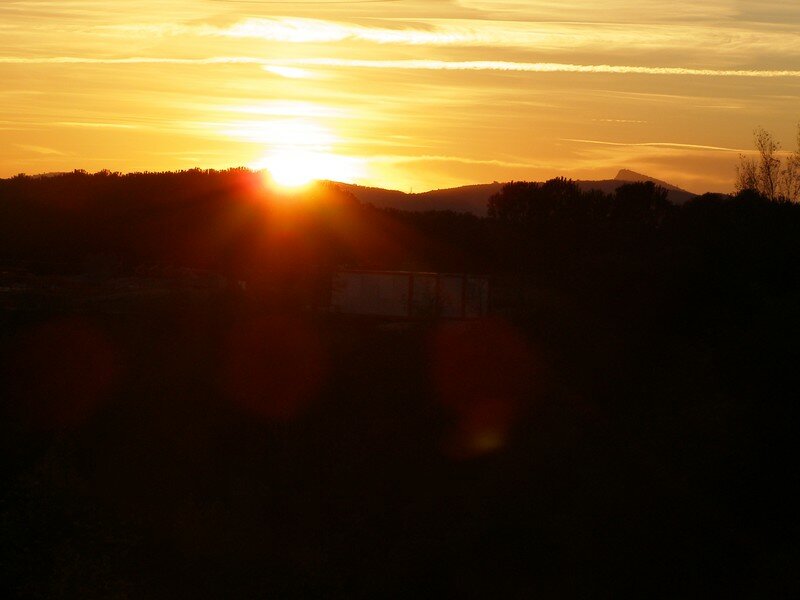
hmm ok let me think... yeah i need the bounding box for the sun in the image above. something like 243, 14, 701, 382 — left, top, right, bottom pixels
241, 117, 366, 189
265, 149, 317, 188
256, 148, 365, 190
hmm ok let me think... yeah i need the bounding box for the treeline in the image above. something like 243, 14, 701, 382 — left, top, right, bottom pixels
2, 169, 797, 296
0, 168, 476, 279
484, 177, 800, 293
0, 168, 348, 278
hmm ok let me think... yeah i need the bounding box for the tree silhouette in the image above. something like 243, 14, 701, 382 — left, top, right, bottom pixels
736, 125, 800, 201
487, 177, 589, 227
611, 181, 671, 225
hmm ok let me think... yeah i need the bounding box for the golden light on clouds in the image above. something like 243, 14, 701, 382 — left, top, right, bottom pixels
261, 65, 314, 80
2, 1, 800, 192
223, 119, 335, 147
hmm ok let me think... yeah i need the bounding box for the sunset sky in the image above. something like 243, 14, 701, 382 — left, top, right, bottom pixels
2, 0, 800, 192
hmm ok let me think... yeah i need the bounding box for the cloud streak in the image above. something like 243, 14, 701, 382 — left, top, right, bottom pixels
3, 55, 800, 78
370, 154, 537, 168
276, 59, 800, 78
16, 144, 67, 155
89, 16, 800, 58
54, 121, 139, 129
562, 139, 747, 153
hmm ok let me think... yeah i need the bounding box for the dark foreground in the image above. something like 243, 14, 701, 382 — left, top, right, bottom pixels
1, 293, 798, 599
1, 171, 799, 597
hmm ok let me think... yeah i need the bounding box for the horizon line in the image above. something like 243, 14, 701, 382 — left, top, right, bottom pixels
3, 167, 708, 196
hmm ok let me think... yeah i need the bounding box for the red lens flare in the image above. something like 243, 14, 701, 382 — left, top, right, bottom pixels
8, 317, 122, 430
431, 317, 536, 459
221, 316, 328, 421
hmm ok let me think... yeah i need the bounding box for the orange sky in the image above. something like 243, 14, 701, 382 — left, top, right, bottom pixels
2, 1, 800, 193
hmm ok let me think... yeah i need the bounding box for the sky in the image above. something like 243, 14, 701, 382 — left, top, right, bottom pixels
2, 0, 800, 192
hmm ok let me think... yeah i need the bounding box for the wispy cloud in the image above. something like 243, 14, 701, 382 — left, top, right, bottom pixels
16, 144, 67, 155
216, 17, 476, 45
262, 65, 315, 79
370, 154, 537, 168
0, 56, 265, 65
592, 119, 648, 124
214, 101, 348, 118
88, 16, 800, 58
0, 90, 46, 96
275, 59, 800, 78
459, 0, 739, 22
562, 139, 747, 152
4, 56, 800, 78
54, 121, 139, 129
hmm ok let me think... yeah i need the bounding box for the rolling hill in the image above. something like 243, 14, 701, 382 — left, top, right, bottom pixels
335, 170, 697, 215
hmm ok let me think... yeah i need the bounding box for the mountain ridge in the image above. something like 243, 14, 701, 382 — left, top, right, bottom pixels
614, 169, 686, 192
335, 171, 697, 215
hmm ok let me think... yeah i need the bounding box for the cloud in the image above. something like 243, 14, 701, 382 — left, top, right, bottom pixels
5, 5, 800, 79
0, 90, 45, 96
273, 58, 800, 78
561, 138, 747, 153
86, 16, 800, 59
213, 100, 348, 118
457, 1, 739, 22
16, 144, 67, 155
262, 65, 315, 79
370, 154, 536, 168
54, 121, 139, 129
214, 17, 477, 45
3, 56, 800, 78
0, 1, 212, 22
592, 119, 648, 124
0, 56, 265, 65
210, 0, 404, 4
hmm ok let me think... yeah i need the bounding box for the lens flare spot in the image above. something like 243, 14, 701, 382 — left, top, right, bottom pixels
7, 318, 122, 430
221, 316, 328, 421
431, 318, 536, 459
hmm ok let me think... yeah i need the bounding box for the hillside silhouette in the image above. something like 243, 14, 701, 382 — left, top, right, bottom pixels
337, 169, 695, 214
1, 168, 799, 597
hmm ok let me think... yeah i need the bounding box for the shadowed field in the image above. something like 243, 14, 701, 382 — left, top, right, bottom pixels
1, 171, 799, 597
2, 291, 797, 598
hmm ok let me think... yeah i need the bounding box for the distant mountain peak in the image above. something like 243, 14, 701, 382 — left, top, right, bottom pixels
615, 168, 648, 181
614, 169, 682, 192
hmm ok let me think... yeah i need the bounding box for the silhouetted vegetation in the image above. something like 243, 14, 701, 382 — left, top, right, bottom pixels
1, 169, 799, 597
736, 125, 800, 201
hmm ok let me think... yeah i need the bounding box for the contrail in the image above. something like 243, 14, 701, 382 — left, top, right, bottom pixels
0, 56, 266, 65
561, 139, 748, 152
276, 58, 800, 78
2, 55, 799, 78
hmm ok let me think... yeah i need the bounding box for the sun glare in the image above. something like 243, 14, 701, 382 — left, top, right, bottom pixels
256, 149, 364, 189
235, 114, 365, 189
